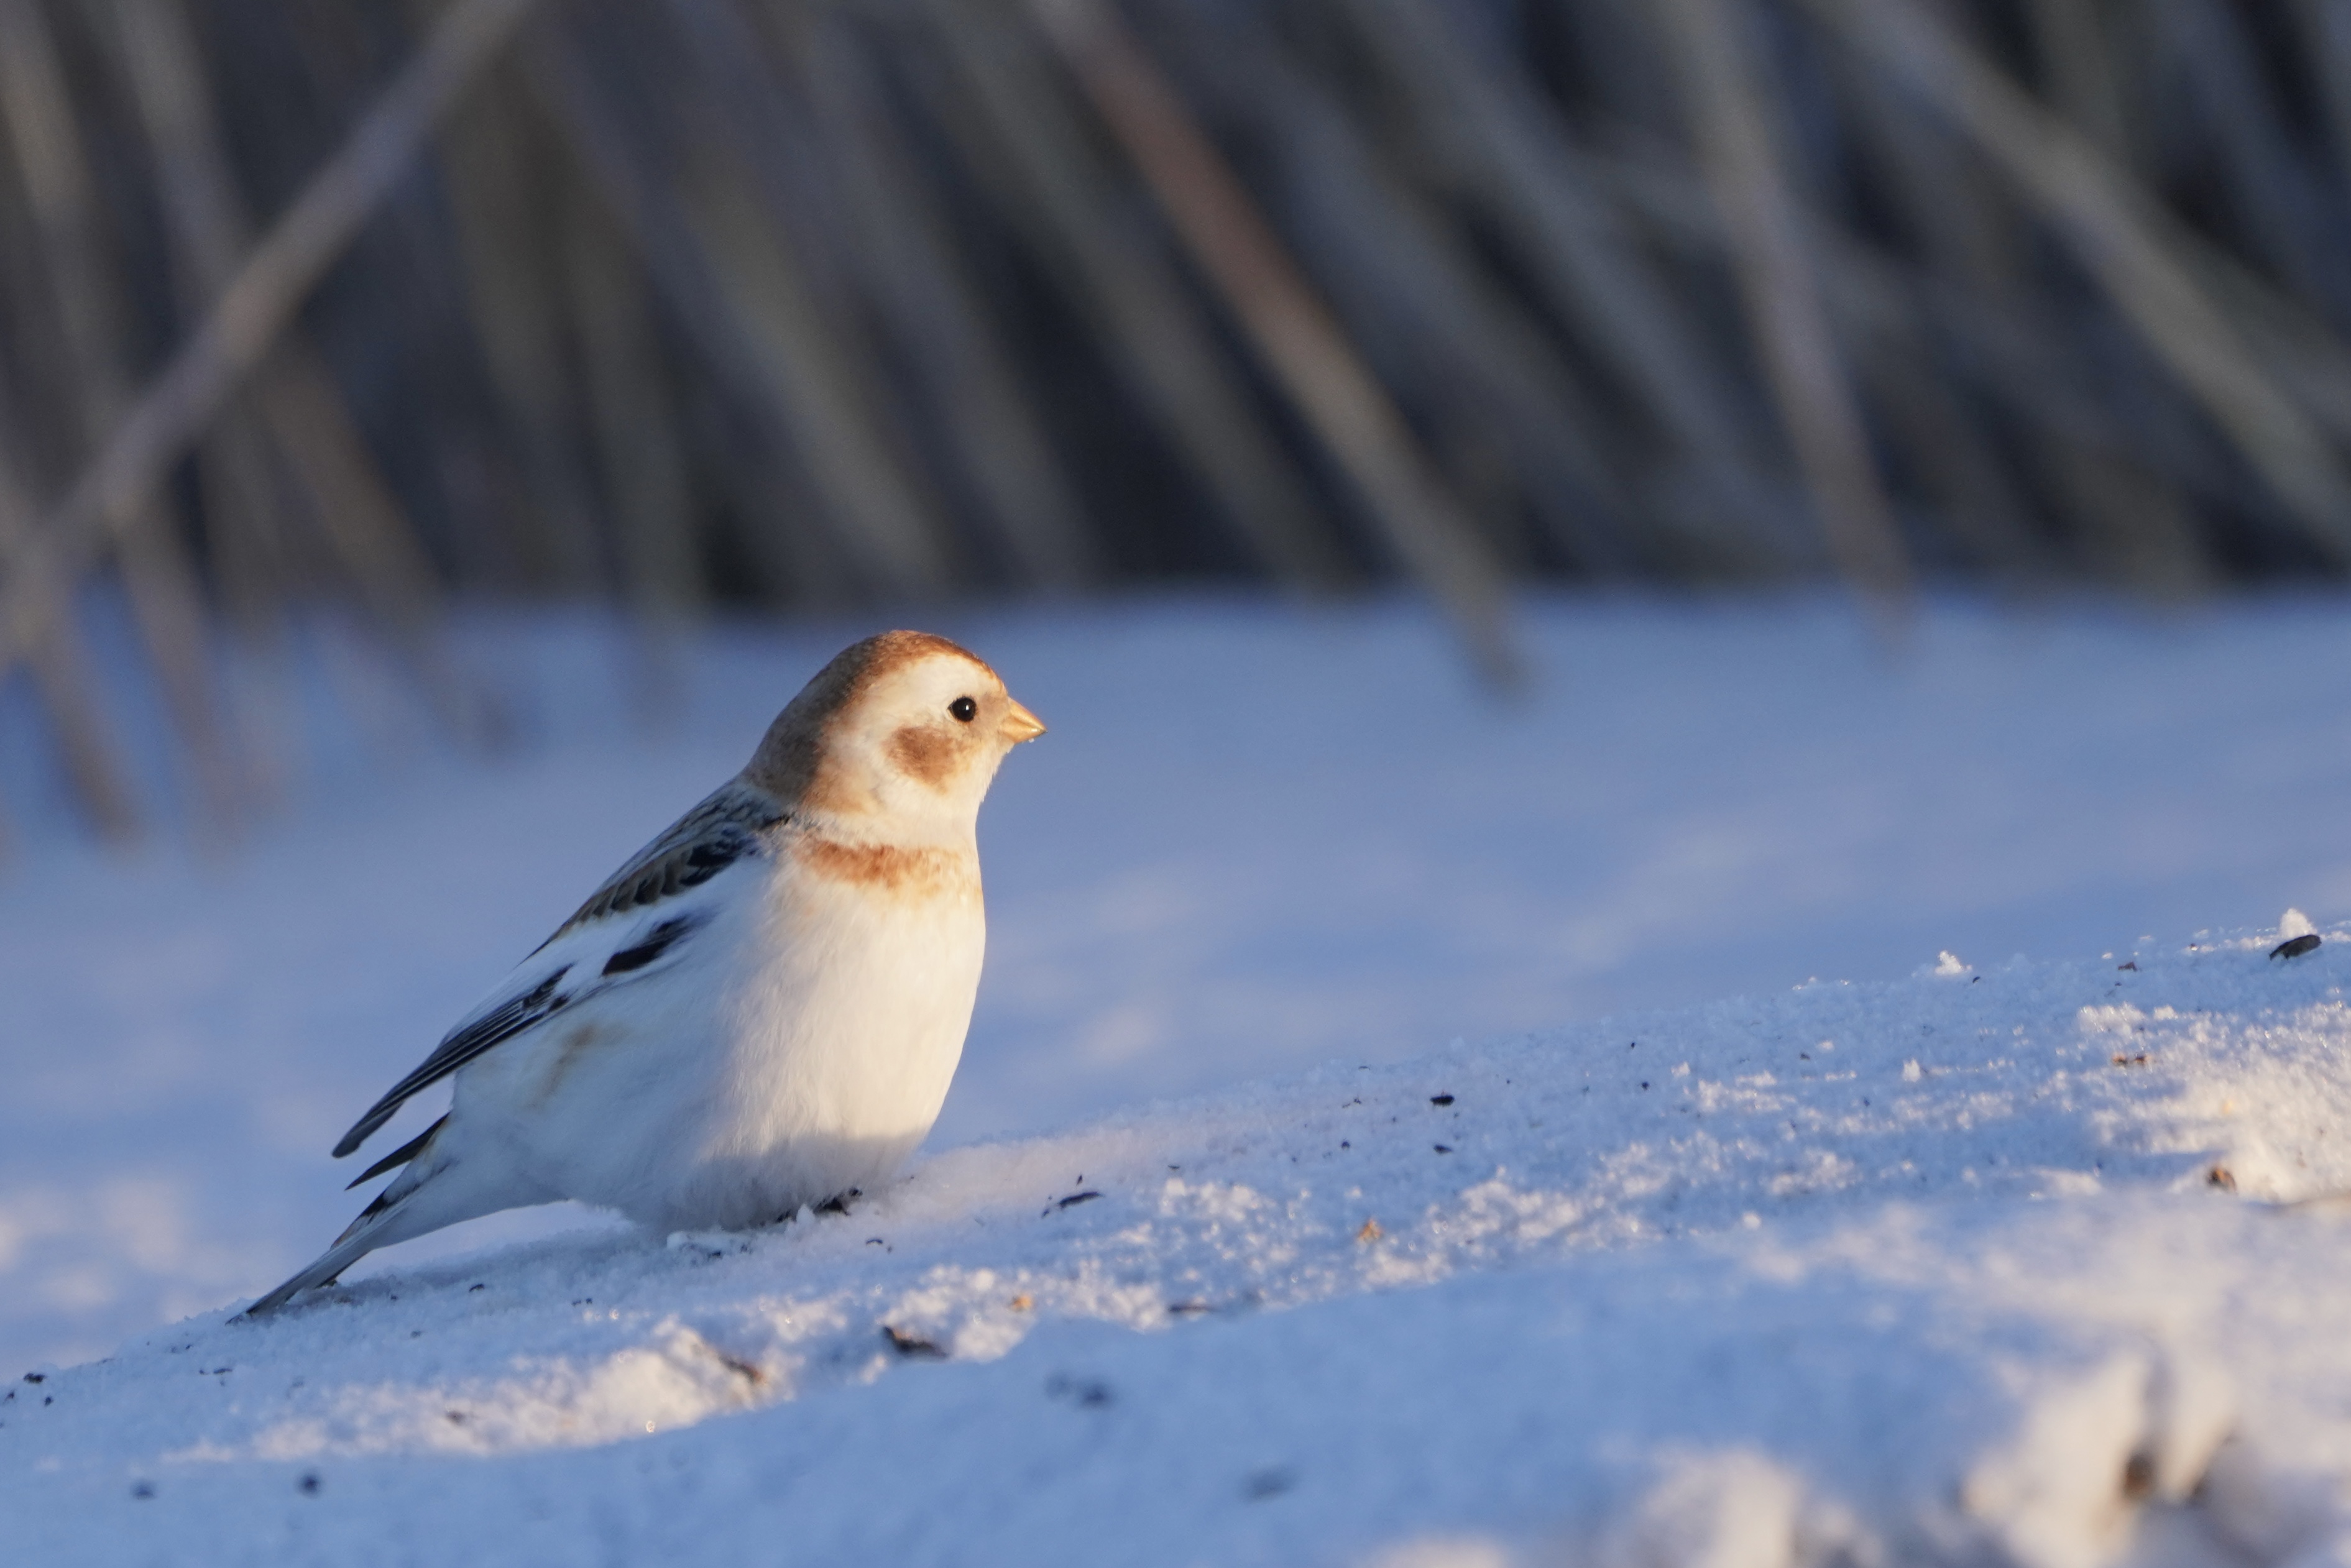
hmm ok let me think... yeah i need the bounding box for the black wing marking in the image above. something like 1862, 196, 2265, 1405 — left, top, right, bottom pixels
328, 782, 783, 1163
546, 783, 786, 943
602, 912, 711, 976
345, 1114, 448, 1189
331, 967, 573, 1158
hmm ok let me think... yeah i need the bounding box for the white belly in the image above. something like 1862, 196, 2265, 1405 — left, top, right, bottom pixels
465, 850, 985, 1231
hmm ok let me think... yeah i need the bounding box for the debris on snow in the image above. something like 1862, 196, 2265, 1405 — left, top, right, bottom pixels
6, 923, 2351, 1566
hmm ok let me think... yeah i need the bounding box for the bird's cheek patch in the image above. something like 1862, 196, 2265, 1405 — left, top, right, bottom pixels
887, 724, 964, 791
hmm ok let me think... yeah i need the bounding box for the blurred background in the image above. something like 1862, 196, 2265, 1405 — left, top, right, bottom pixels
6, 0, 2351, 831
6, 0, 2351, 1373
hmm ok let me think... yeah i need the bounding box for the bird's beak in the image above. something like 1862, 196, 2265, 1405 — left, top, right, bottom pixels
1000, 699, 1047, 743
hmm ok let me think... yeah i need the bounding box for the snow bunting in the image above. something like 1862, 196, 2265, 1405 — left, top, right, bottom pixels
247, 631, 1044, 1315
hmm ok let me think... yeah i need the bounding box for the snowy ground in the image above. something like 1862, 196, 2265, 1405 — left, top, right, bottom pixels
5, 591, 2351, 1562
10, 914, 2351, 1566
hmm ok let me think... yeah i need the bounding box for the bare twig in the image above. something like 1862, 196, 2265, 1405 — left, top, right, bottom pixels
1585, 129, 2238, 509
2021, 0, 2128, 160
1029, 0, 1522, 682
1828, 43, 2061, 580
1166, 6, 1636, 575
650, 0, 977, 597
1340, 0, 1795, 567
0, 0, 242, 827
783, 5, 1104, 590
524, 9, 956, 602
1659, 0, 1913, 626
916, 0, 1355, 590
2155, 0, 2349, 323
559, 169, 702, 687
111, 0, 487, 742
1804, 0, 2351, 562
0, 434, 137, 840
0, 0, 548, 677
426, 44, 608, 594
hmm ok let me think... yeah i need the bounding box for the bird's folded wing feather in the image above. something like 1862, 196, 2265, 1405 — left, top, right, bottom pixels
331, 780, 788, 1160
546, 781, 789, 940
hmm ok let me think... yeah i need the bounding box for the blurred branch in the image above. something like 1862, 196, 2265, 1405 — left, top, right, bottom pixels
771, 2, 1105, 591
0, 0, 239, 829
1, 0, 2349, 844
1660, 0, 1914, 628
522, 12, 954, 602
917, 0, 1356, 590
1029, 0, 1524, 684
112, 0, 487, 740
0, 430, 137, 841
1805, 0, 2351, 564
1339, 0, 1796, 569
0, 0, 546, 678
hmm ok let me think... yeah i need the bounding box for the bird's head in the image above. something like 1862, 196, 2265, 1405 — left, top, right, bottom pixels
747, 631, 1045, 843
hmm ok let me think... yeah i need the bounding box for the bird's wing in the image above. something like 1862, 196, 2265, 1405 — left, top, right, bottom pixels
542, 779, 790, 942
331, 780, 788, 1160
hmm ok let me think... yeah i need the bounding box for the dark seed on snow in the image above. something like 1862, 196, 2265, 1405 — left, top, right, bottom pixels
1057, 1191, 1103, 1210
1433, 1144, 1453, 1153
884, 1326, 947, 1360
1048, 1374, 1115, 1406
1429, 1094, 1454, 1106
2273, 935, 2322, 960
299, 1474, 321, 1496
1245, 1468, 1296, 1500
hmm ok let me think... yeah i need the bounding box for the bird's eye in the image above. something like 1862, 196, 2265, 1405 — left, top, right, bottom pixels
949, 696, 978, 723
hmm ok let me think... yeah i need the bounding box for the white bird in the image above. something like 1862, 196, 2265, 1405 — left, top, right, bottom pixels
247, 631, 1044, 1315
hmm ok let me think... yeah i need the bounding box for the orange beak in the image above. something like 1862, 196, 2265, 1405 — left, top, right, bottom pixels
1000, 699, 1047, 743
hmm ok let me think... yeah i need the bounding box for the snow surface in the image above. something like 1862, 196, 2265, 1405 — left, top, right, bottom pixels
6, 592, 2351, 1563
10, 917, 2351, 1566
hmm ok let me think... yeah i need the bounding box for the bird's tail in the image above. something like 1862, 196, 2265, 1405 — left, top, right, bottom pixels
244, 1229, 382, 1317
244, 1121, 455, 1317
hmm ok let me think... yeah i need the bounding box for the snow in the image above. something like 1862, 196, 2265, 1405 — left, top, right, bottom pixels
10, 916, 2351, 1566
5, 592, 2351, 1564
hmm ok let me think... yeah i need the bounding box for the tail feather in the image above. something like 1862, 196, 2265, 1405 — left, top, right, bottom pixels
246, 1121, 457, 1317
346, 1115, 446, 1190
244, 1229, 382, 1317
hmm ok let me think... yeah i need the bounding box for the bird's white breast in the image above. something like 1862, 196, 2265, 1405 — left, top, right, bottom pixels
477, 837, 987, 1231
713, 840, 986, 1206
